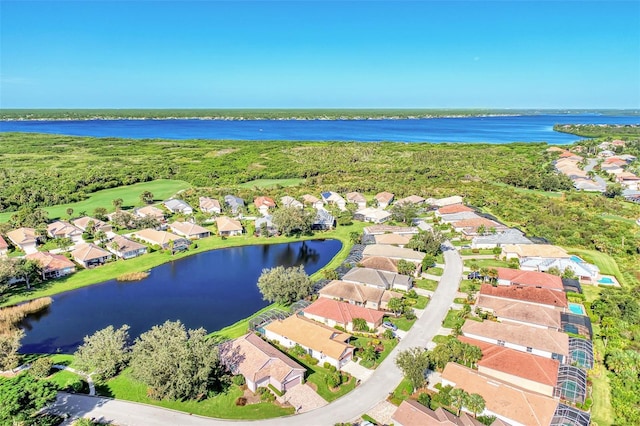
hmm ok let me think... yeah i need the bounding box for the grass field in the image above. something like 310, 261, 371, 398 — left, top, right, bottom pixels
0, 179, 191, 223
389, 378, 414, 406
100, 369, 294, 419
590, 338, 614, 426
415, 279, 439, 292
566, 247, 625, 285
238, 178, 305, 189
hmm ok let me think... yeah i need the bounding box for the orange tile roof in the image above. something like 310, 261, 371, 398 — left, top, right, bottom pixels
374, 233, 412, 246
26, 251, 75, 272
0, 235, 7, 249
303, 298, 384, 325
71, 243, 112, 262
476, 296, 561, 329
496, 267, 564, 291
458, 336, 559, 387
502, 244, 568, 259
346, 192, 367, 203
215, 216, 243, 232
375, 191, 394, 203
392, 400, 484, 426
254, 196, 276, 208
479, 284, 568, 308
359, 256, 399, 273
6, 228, 37, 245
441, 363, 558, 426
453, 218, 504, 229
437, 204, 474, 215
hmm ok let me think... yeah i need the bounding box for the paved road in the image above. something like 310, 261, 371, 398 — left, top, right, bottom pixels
49, 243, 463, 426
584, 158, 607, 190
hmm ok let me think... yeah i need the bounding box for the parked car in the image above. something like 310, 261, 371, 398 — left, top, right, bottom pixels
382, 321, 398, 331
467, 271, 483, 280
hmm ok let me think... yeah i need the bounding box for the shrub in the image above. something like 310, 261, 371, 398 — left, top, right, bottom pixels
235, 397, 247, 406
383, 329, 395, 339
29, 357, 53, 379
471, 248, 480, 253
232, 375, 246, 386
418, 392, 431, 407
329, 365, 337, 373
323, 362, 331, 369
325, 372, 341, 388
407, 289, 418, 299
257, 387, 275, 402
290, 344, 306, 358
404, 308, 417, 320
352, 356, 359, 362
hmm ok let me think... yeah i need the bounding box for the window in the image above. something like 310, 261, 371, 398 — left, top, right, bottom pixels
497, 340, 505, 347
526, 347, 533, 353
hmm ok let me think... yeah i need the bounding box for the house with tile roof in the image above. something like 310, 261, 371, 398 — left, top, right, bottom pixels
163, 199, 193, 215
26, 252, 76, 280
501, 244, 569, 261
321, 191, 347, 210
72, 216, 112, 234
280, 196, 303, 210
312, 209, 335, 230
461, 320, 570, 363
520, 258, 599, 283
373, 233, 412, 247
345, 192, 367, 209
374, 191, 394, 209
47, 221, 84, 243
134, 205, 166, 222
318, 280, 401, 310
436, 203, 474, 216
302, 298, 385, 331
438, 211, 482, 223
427, 196, 464, 207
255, 216, 277, 236
302, 194, 324, 210
452, 218, 508, 237
358, 256, 400, 273
199, 196, 221, 214
71, 243, 112, 268
220, 333, 306, 393
441, 362, 560, 426
264, 314, 354, 369
355, 207, 392, 224
224, 195, 245, 215
475, 295, 562, 330
254, 196, 276, 216
495, 267, 564, 291
169, 221, 211, 239
363, 225, 419, 235
215, 216, 243, 236
0, 235, 8, 257
479, 283, 568, 309
471, 229, 532, 249
363, 244, 425, 262
6, 228, 39, 254
342, 267, 413, 291
132, 229, 190, 251
392, 399, 485, 426
394, 195, 426, 206
106, 235, 148, 259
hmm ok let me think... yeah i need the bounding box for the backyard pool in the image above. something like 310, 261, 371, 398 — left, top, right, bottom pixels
598, 277, 614, 284
569, 303, 586, 316
570, 255, 584, 263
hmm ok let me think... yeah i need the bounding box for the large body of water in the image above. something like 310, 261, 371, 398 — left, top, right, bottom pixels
19, 239, 341, 354
1, 114, 638, 144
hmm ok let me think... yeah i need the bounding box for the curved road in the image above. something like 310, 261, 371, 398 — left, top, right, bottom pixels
49, 242, 463, 425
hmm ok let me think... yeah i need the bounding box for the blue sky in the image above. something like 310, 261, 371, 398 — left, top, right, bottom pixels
1, 1, 639, 108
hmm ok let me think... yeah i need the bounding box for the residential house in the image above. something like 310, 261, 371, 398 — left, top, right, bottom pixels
479, 283, 568, 309
471, 229, 532, 249
345, 192, 367, 209
71, 243, 112, 268
220, 333, 306, 393
254, 196, 276, 216
374, 191, 394, 209
0, 236, 8, 257
435, 203, 474, 217
363, 225, 418, 236
342, 267, 413, 291
47, 221, 84, 243
441, 362, 561, 426
6, 228, 39, 254
394, 195, 425, 206
355, 207, 391, 224
427, 196, 464, 207
601, 163, 624, 174
132, 229, 190, 251
501, 244, 569, 261
320, 191, 347, 210
494, 267, 565, 291
26, 252, 76, 280
263, 314, 354, 369
72, 216, 113, 234
163, 199, 193, 215
520, 258, 599, 283
302, 298, 385, 331
107, 235, 148, 259
452, 218, 508, 237
475, 296, 562, 330
280, 196, 303, 210
302, 194, 324, 210
362, 244, 425, 263
438, 211, 482, 224
134, 205, 166, 222
199, 196, 222, 214
358, 256, 399, 273
318, 280, 401, 310
392, 400, 485, 426
216, 216, 243, 236
615, 172, 640, 190
169, 221, 211, 239
224, 195, 245, 215
373, 233, 412, 247
462, 319, 566, 361
255, 216, 277, 236
312, 209, 335, 230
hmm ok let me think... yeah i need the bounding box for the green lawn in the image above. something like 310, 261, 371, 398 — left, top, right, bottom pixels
2, 222, 366, 307
425, 267, 444, 276
238, 178, 305, 189
352, 335, 398, 369
442, 309, 464, 329
463, 259, 511, 269
388, 315, 417, 332
211, 304, 288, 340
389, 378, 414, 406
459, 248, 494, 255
590, 339, 614, 426
432, 335, 453, 344
296, 361, 356, 402
458, 279, 480, 294
413, 295, 429, 310
0, 179, 191, 223
100, 369, 293, 419
415, 279, 439, 292
566, 247, 625, 285
47, 369, 90, 394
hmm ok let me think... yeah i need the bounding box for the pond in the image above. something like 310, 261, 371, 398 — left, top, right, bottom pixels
19, 239, 341, 354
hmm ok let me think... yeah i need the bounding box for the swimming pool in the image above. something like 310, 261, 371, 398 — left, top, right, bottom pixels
570, 255, 584, 263
598, 277, 614, 284
569, 303, 586, 315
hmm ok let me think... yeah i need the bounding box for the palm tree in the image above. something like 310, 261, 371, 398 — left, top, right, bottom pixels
465, 393, 486, 418
479, 267, 489, 282
66, 208, 74, 218
112, 198, 124, 211
450, 388, 468, 416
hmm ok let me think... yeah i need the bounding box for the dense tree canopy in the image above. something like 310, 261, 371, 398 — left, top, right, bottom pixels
74, 325, 131, 381
395, 347, 430, 391
256, 265, 312, 305
271, 207, 314, 236
0, 373, 57, 425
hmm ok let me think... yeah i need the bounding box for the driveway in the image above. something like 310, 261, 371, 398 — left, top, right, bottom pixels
48, 242, 463, 425
276, 384, 326, 414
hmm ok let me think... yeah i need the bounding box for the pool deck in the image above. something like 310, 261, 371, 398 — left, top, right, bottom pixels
595, 274, 621, 287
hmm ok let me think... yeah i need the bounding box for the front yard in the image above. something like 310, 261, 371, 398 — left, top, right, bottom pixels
351, 335, 398, 369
